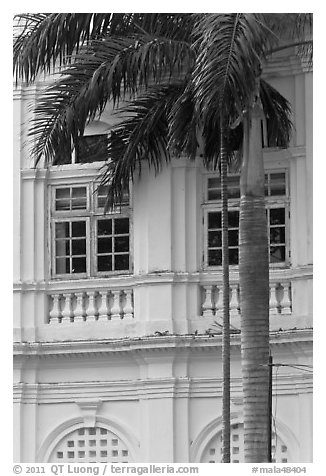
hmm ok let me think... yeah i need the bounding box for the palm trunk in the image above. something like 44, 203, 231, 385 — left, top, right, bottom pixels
220, 115, 231, 463
239, 102, 270, 463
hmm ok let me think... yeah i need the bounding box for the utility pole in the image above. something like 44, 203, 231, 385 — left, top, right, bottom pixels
267, 353, 273, 463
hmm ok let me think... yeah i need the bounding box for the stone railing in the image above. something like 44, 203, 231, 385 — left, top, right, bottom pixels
201, 280, 292, 318
48, 287, 134, 324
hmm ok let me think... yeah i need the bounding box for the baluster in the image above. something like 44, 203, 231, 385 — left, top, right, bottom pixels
61, 293, 73, 323
49, 294, 61, 324
215, 287, 223, 318
73, 292, 85, 322
202, 285, 214, 318
281, 282, 292, 315
269, 283, 279, 315
85, 291, 97, 321
122, 289, 134, 319
98, 291, 109, 321
230, 284, 239, 318
110, 290, 122, 320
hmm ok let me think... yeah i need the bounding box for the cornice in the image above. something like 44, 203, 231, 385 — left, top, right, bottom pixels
262, 53, 312, 78
13, 329, 312, 359
263, 146, 306, 162
13, 264, 312, 293
20, 168, 49, 181
13, 373, 312, 404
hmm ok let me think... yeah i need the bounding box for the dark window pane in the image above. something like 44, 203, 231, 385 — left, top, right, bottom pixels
98, 237, 112, 254
228, 187, 240, 199
72, 257, 86, 273
71, 198, 87, 210
76, 135, 108, 163
72, 187, 86, 198
115, 254, 129, 271
270, 246, 285, 263
97, 185, 129, 208
97, 185, 108, 208
208, 177, 220, 188
56, 188, 70, 199
115, 218, 129, 234
228, 229, 239, 246
208, 212, 221, 229
98, 219, 112, 236
228, 211, 239, 227
72, 221, 86, 237
229, 248, 239, 265
56, 257, 70, 274
270, 227, 285, 244
228, 176, 240, 198
56, 199, 71, 211
208, 249, 222, 266
71, 239, 86, 255
208, 190, 221, 201
270, 208, 285, 225
115, 236, 129, 252
55, 222, 69, 238
264, 174, 269, 196
98, 255, 112, 272
208, 230, 221, 247
55, 239, 70, 257
270, 173, 286, 196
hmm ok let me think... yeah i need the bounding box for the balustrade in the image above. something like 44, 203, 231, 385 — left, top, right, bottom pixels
201, 281, 292, 317
48, 287, 134, 324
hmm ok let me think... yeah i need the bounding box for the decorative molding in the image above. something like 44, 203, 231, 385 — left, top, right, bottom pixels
13, 374, 312, 405
190, 412, 301, 463
262, 53, 311, 78
13, 263, 312, 293
75, 399, 103, 427
37, 415, 139, 463
13, 329, 313, 360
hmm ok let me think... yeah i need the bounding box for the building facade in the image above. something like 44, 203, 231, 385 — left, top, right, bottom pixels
13, 51, 313, 463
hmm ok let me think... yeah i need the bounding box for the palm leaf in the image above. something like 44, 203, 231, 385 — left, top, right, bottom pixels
13, 13, 116, 83
13, 13, 195, 85
29, 33, 193, 165
98, 83, 184, 209
260, 79, 292, 148
192, 13, 274, 121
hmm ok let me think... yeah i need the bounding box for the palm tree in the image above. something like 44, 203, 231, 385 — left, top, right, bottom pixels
13, 13, 312, 462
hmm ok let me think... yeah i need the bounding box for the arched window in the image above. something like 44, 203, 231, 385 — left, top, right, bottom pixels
49, 425, 133, 463
201, 423, 290, 463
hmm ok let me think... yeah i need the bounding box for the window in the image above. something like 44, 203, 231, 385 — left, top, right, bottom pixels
50, 426, 132, 463
204, 171, 289, 267
55, 130, 124, 165
76, 134, 108, 163
201, 423, 290, 463
51, 183, 131, 278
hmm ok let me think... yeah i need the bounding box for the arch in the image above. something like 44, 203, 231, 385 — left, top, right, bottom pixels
37, 415, 139, 463
190, 412, 241, 463
84, 120, 112, 136
190, 413, 300, 463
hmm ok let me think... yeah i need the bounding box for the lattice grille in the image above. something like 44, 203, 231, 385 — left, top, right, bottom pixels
201, 424, 289, 463
50, 426, 131, 463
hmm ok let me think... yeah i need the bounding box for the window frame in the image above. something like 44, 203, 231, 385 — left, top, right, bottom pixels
49, 180, 132, 279
203, 169, 290, 270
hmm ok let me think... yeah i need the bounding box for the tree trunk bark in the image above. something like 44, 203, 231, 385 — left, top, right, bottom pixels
239, 102, 270, 463
220, 116, 231, 463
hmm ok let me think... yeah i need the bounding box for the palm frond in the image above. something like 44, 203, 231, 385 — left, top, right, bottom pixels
167, 83, 199, 160
98, 83, 184, 210
260, 79, 292, 148
13, 13, 116, 83
13, 13, 195, 85
192, 13, 273, 121
29, 33, 193, 165
263, 13, 313, 65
